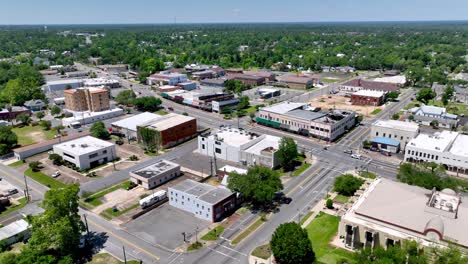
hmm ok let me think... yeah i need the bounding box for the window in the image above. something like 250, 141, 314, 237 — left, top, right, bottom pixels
202, 144, 205, 150
89, 153, 98, 159
202, 205, 204, 209
103, 150, 107, 154
63, 153, 75, 159
376, 132, 379, 136
215, 148, 221, 154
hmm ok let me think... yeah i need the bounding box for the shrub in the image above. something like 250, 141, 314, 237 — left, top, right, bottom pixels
326, 199, 334, 209
333, 174, 364, 196
29, 161, 42, 172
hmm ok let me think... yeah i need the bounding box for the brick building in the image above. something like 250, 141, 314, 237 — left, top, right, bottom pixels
64, 87, 110, 112
351, 90, 385, 106
276, 74, 318, 89
230, 74, 266, 86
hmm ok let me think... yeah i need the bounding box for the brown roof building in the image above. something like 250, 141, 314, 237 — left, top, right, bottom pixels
64, 87, 110, 112
276, 74, 319, 89
351, 90, 386, 106
230, 74, 266, 86
243, 71, 276, 82
340, 79, 399, 93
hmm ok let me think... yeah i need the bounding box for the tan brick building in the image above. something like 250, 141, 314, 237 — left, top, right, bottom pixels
64, 87, 110, 112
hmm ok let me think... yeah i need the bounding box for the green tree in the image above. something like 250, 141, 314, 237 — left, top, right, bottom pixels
16, 113, 31, 125
0, 126, 18, 154
392, 112, 400, 120
386, 91, 399, 101
237, 96, 250, 111
430, 120, 439, 129
29, 161, 42, 172
441, 84, 455, 106
0, 252, 18, 264
90, 122, 110, 140
416, 88, 436, 104
354, 241, 427, 264
27, 184, 84, 258
40, 120, 52, 130
270, 222, 315, 264
228, 166, 283, 206
326, 199, 333, 209
333, 174, 364, 196
277, 137, 298, 171
50, 105, 62, 116
115, 90, 136, 106
433, 246, 468, 264
49, 153, 64, 166
133, 97, 162, 112
35, 111, 45, 121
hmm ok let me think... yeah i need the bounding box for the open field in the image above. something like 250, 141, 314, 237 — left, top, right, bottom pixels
25, 168, 67, 189
12, 125, 56, 146
310, 95, 383, 117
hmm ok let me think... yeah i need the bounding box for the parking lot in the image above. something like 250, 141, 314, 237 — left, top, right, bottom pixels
310, 94, 386, 118
241, 86, 305, 105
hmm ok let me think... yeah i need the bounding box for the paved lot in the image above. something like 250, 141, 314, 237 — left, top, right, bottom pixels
241, 86, 305, 105
124, 203, 210, 250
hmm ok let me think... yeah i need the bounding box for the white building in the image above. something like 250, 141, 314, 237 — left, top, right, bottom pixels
409, 105, 458, 128
147, 71, 188, 86
0, 219, 30, 246
111, 112, 161, 139
168, 179, 236, 222
62, 108, 124, 127
53, 136, 116, 170
404, 131, 468, 174
44, 79, 83, 92
130, 160, 181, 190
370, 120, 420, 150
198, 127, 282, 168
83, 78, 120, 88
218, 165, 248, 187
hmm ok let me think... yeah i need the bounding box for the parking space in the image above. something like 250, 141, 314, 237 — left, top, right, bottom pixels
241, 86, 305, 105
0, 179, 23, 199
124, 203, 210, 250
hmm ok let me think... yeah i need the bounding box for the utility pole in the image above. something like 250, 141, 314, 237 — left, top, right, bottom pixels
83, 214, 90, 238
195, 226, 199, 243
123, 245, 127, 264
23, 174, 30, 202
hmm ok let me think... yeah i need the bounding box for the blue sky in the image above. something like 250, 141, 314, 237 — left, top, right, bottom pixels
1, 0, 467, 24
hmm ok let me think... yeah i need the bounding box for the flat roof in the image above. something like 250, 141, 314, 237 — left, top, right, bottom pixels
112, 112, 161, 132
449, 134, 468, 157
285, 109, 327, 121
207, 128, 257, 147
54, 136, 114, 155
144, 113, 195, 131
260, 102, 307, 114
47, 79, 83, 85
353, 89, 385, 97
244, 135, 281, 155
407, 131, 458, 152
351, 178, 468, 247
372, 120, 419, 133
63, 87, 108, 94
0, 219, 29, 241
170, 179, 233, 205
132, 159, 179, 179
372, 137, 400, 147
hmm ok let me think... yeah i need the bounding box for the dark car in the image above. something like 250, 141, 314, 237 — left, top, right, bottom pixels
7, 189, 18, 196
343, 149, 353, 154
115, 140, 124, 145
380, 151, 391, 156
168, 107, 174, 111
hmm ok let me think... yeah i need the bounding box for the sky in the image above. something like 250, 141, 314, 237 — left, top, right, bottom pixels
0, 0, 467, 25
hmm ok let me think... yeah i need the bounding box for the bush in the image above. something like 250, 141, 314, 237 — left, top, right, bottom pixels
48, 153, 63, 166
29, 161, 42, 172
39, 120, 52, 130
326, 199, 334, 209
128, 155, 139, 161
333, 174, 364, 196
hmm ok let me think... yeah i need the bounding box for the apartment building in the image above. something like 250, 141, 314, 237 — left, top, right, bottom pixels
64, 87, 110, 112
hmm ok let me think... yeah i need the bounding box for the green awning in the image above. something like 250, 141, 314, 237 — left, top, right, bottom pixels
256, 117, 281, 128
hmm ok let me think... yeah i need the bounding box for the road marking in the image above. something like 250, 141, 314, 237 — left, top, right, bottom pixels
208, 247, 241, 262
286, 167, 322, 196
87, 218, 160, 260
216, 243, 248, 256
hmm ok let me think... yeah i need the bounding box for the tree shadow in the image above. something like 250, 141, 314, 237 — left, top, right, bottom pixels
77, 231, 109, 263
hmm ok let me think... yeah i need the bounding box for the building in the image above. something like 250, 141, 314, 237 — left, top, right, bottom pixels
24, 99, 46, 112
65, 71, 88, 78
192, 70, 216, 80
373, 75, 407, 87
64, 87, 110, 112
178, 81, 197, 91
53, 136, 116, 170
243, 71, 276, 82
156, 85, 179, 93
97, 64, 128, 73
198, 127, 281, 168
130, 160, 181, 190
45, 79, 83, 92
257, 102, 356, 141
410, 105, 459, 129
339, 178, 468, 250
168, 179, 237, 222
0, 107, 31, 121
340, 79, 399, 93
0, 219, 30, 247
276, 74, 318, 89
147, 71, 188, 86
201, 78, 227, 87
111, 112, 161, 139
370, 137, 401, 153
404, 131, 468, 174
370, 120, 419, 150
218, 165, 247, 187
83, 78, 120, 88
230, 74, 266, 86
257, 87, 281, 99
212, 98, 239, 113
61, 108, 124, 127
350, 90, 385, 106
136, 113, 197, 149
14, 131, 91, 160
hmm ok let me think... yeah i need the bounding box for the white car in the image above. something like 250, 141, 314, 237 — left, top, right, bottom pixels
52, 171, 61, 178
351, 154, 362, 160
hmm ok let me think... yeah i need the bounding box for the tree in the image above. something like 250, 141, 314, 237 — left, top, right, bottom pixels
90, 122, 110, 140
40, 120, 52, 130
326, 199, 334, 209
50, 105, 62, 116
228, 166, 283, 206
441, 84, 455, 106
392, 112, 400, 120
354, 241, 427, 264
49, 153, 64, 166
237, 96, 250, 111
0, 252, 17, 264
0, 126, 18, 154
35, 111, 45, 121
16, 113, 31, 125
277, 137, 298, 171
386, 91, 399, 101
27, 184, 84, 258
29, 161, 42, 172
433, 246, 468, 264
416, 88, 436, 104
430, 120, 439, 129
133, 97, 162, 112
115, 90, 136, 106
333, 174, 364, 196
270, 222, 315, 264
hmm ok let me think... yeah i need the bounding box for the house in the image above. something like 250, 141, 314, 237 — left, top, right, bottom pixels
409, 105, 458, 128
24, 99, 46, 112
53, 136, 116, 170
276, 74, 318, 89
0, 219, 30, 246
256, 102, 356, 141
404, 131, 468, 174
340, 79, 399, 93
198, 127, 281, 168
350, 90, 385, 106
130, 160, 181, 190
168, 179, 237, 222
339, 178, 468, 250
370, 120, 419, 150
0, 107, 31, 121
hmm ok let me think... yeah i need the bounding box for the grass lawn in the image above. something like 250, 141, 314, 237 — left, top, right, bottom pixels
292, 162, 311, 177
25, 168, 67, 189
236, 207, 249, 215
359, 171, 377, 179
82, 180, 132, 207
0, 197, 28, 217
333, 194, 350, 204
299, 211, 314, 226
8, 160, 25, 168
306, 212, 354, 264
320, 78, 340, 83
12, 125, 56, 146
187, 241, 203, 251
232, 217, 265, 245
155, 109, 169, 115
430, 101, 468, 116
103, 203, 139, 218
251, 244, 271, 260
201, 226, 224, 241
370, 108, 382, 115
89, 253, 139, 264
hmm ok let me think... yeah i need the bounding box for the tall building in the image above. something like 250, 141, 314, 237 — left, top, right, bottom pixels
64, 87, 110, 112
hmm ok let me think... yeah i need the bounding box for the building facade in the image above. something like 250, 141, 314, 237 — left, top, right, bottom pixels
64, 87, 110, 112
370, 120, 419, 150
340, 79, 399, 93
130, 160, 181, 189
276, 74, 318, 89
147, 71, 188, 86
410, 105, 459, 129
350, 90, 385, 106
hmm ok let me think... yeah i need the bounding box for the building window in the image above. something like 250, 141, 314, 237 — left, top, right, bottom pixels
202, 144, 205, 150
103, 150, 107, 154
376, 132, 379, 136
215, 148, 222, 154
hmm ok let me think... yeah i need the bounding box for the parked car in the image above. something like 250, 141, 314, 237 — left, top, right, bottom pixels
168, 107, 174, 111
115, 140, 124, 145
6, 189, 18, 195
343, 149, 353, 154
351, 154, 362, 160
380, 151, 392, 156
52, 171, 61, 178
